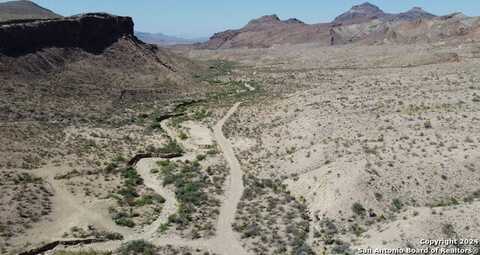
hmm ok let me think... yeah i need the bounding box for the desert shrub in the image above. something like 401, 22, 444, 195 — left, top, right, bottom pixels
134, 194, 165, 207
54, 250, 111, 255
331, 242, 353, 255
205, 144, 218, 155
192, 108, 211, 120
442, 223, 456, 237
158, 222, 170, 233
158, 139, 184, 155
241, 223, 261, 238
178, 131, 188, 140
104, 232, 123, 240
351, 202, 366, 216
118, 240, 155, 255
159, 161, 209, 228
292, 241, 315, 255
392, 198, 403, 211
150, 122, 162, 130
118, 186, 139, 202
115, 167, 144, 206
114, 217, 135, 228
121, 167, 143, 186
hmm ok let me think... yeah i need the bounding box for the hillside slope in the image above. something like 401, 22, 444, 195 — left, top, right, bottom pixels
0, 12, 209, 178
0, 13, 204, 123
0, 0, 61, 21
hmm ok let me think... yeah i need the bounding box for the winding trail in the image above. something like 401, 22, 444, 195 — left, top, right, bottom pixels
210, 102, 248, 255
135, 158, 178, 238
70, 102, 248, 255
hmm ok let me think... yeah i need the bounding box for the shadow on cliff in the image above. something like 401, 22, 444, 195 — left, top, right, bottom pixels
0, 13, 137, 57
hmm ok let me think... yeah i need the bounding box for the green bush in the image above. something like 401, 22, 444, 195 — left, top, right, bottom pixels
160, 161, 209, 227
115, 217, 135, 228
392, 198, 403, 211
134, 194, 166, 207
158, 222, 170, 234
104, 232, 123, 240
158, 139, 184, 155
150, 122, 162, 130
118, 240, 155, 255
121, 167, 143, 186
178, 131, 188, 140
118, 186, 139, 201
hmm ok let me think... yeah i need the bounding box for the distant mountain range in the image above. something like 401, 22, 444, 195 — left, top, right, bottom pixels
1, 1, 479, 49
333, 2, 436, 24
135, 31, 208, 46
0, 0, 61, 22
198, 2, 480, 49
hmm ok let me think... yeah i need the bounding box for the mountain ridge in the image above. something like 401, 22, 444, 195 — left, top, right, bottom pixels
333, 2, 387, 25
135, 31, 207, 46
197, 2, 477, 49
0, 0, 61, 21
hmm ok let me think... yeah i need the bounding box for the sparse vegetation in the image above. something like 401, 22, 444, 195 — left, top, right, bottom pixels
155, 160, 226, 238
54, 250, 112, 255
4, 6, 480, 254
118, 240, 155, 255
233, 176, 313, 254
157, 139, 184, 156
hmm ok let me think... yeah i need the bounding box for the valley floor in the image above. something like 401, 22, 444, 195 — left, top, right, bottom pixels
3, 40, 480, 255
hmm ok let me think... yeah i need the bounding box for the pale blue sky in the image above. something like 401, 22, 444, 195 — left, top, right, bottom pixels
7, 1, 480, 38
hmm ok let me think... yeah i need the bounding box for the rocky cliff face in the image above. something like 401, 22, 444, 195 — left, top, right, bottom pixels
0, 13, 134, 55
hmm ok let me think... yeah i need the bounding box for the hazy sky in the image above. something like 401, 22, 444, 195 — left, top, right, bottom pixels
12, 1, 480, 38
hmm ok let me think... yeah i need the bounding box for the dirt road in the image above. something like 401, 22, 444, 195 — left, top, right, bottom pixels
71, 102, 249, 254
210, 102, 248, 255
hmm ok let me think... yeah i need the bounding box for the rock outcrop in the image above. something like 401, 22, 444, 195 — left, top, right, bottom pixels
0, 13, 134, 55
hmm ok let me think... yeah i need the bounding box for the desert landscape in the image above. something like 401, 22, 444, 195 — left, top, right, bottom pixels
1, 1, 480, 255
